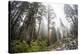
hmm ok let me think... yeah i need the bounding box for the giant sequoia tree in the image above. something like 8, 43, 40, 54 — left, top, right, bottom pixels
48, 5, 56, 46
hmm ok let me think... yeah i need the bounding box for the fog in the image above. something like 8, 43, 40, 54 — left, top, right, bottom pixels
37, 3, 72, 39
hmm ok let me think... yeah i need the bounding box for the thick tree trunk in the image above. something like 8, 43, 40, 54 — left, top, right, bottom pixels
38, 20, 41, 39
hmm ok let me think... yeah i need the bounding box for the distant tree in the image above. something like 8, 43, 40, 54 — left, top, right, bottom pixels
64, 4, 78, 38
36, 3, 47, 39
48, 5, 56, 46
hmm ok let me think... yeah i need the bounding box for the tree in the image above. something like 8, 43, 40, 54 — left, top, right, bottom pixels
9, 1, 27, 40
48, 5, 56, 46
64, 4, 78, 38
36, 3, 47, 39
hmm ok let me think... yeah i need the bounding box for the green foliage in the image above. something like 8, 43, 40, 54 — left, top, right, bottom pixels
10, 40, 29, 53
9, 38, 48, 53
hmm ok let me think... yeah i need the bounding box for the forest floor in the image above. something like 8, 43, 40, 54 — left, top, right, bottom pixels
9, 37, 78, 53
48, 37, 78, 51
